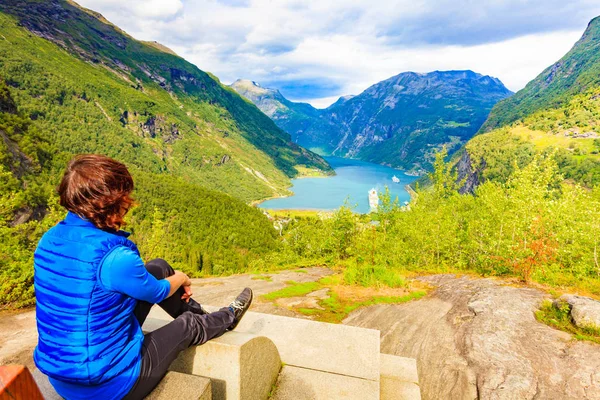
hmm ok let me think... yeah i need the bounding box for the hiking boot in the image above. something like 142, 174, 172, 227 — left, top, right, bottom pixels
228, 287, 253, 330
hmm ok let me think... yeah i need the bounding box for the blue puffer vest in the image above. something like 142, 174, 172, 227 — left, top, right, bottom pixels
33, 212, 143, 395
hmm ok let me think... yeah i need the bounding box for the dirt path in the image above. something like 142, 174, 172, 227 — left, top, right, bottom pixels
344, 275, 600, 400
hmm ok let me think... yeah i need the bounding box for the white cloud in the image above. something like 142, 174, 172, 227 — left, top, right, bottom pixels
78, 0, 183, 19
75, 0, 599, 107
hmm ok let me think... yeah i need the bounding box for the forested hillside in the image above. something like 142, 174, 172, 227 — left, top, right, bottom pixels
232, 71, 512, 173
0, 0, 333, 308
0, 78, 280, 308
459, 15, 600, 189
481, 16, 600, 132
0, 0, 330, 202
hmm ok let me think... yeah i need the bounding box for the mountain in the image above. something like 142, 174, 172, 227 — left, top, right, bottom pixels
0, 0, 334, 306
229, 79, 322, 144
481, 16, 600, 133
231, 71, 512, 172
0, 0, 331, 203
459, 15, 600, 189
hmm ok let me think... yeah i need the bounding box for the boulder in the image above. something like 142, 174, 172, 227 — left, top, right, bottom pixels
560, 294, 600, 329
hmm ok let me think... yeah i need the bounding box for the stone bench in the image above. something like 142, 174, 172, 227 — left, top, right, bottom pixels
270, 365, 380, 400
145, 307, 383, 400
31, 368, 212, 400
147, 306, 381, 381
380, 354, 421, 400
143, 318, 281, 400
145, 371, 212, 400
145, 307, 423, 399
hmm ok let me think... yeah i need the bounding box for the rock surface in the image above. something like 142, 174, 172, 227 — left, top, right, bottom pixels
344, 275, 600, 400
560, 294, 600, 329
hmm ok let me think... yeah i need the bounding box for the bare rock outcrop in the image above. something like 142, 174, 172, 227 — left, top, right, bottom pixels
457, 150, 485, 194
344, 275, 600, 400
559, 294, 600, 329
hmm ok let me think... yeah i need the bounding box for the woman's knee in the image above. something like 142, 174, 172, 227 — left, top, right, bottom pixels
145, 258, 175, 279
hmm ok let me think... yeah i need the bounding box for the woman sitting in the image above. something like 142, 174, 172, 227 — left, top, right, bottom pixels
33, 154, 253, 399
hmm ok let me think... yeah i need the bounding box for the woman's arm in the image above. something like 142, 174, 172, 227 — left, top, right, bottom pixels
166, 270, 192, 299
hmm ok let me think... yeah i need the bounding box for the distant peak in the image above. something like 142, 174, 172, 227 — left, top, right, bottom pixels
233, 79, 261, 87
230, 79, 279, 98
329, 94, 355, 108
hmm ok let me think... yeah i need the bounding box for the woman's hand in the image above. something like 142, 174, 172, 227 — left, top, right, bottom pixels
181, 282, 193, 303
166, 270, 192, 300
174, 271, 193, 302
175, 270, 192, 287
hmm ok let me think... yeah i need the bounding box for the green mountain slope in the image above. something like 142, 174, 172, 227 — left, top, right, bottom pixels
0, 77, 280, 308
481, 16, 600, 132
0, 0, 331, 203
232, 71, 512, 172
460, 16, 600, 189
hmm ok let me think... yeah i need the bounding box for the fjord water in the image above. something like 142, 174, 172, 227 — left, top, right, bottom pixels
259, 157, 418, 213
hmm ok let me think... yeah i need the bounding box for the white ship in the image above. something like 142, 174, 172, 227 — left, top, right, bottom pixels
369, 188, 379, 212
392, 175, 400, 183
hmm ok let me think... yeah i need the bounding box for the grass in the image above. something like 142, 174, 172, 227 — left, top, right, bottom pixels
535, 300, 600, 344
343, 263, 408, 288
294, 165, 333, 177
262, 281, 321, 300
261, 274, 427, 323
441, 120, 471, 128
511, 125, 600, 159
251, 275, 273, 282
306, 290, 427, 323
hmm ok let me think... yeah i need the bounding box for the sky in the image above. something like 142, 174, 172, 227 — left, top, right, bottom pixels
77, 0, 600, 108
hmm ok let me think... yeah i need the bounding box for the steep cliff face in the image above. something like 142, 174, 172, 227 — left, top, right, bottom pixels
322, 71, 511, 172
229, 79, 322, 146
455, 150, 484, 194
232, 71, 512, 172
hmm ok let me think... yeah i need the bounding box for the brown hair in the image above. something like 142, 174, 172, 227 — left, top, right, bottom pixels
58, 154, 134, 231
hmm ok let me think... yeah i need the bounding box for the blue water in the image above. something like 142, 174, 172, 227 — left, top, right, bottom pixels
260, 157, 418, 214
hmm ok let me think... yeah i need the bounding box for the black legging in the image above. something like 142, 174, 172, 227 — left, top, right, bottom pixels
122, 258, 234, 400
